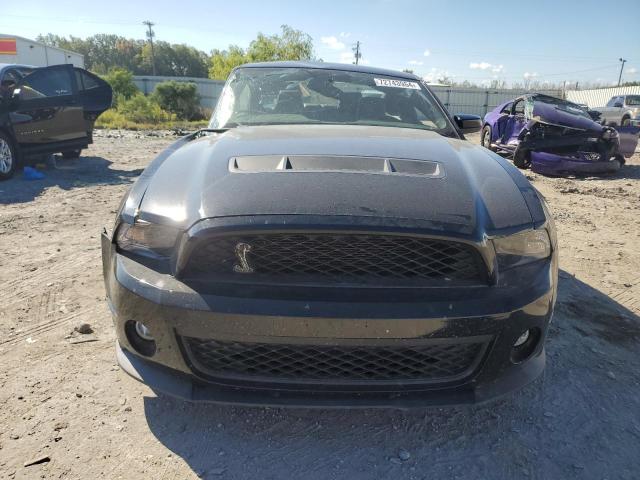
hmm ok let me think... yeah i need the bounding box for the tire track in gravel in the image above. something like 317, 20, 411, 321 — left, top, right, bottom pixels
606, 276, 640, 314
0, 249, 98, 305
0, 305, 102, 348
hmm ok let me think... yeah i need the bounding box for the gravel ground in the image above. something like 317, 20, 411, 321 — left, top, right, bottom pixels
1, 129, 639, 480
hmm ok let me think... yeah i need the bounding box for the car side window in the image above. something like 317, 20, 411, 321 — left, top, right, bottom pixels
19, 68, 73, 100
0, 70, 19, 95
606, 97, 620, 107
74, 70, 84, 90
500, 102, 512, 114
75, 69, 102, 91
513, 100, 525, 115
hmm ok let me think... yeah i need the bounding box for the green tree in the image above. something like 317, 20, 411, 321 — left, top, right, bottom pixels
139, 42, 209, 77
248, 25, 313, 62
209, 45, 248, 81
152, 81, 201, 120
37, 34, 93, 66
118, 94, 172, 123
103, 68, 139, 102
208, 25, 314, 80
37, 33, 210, 77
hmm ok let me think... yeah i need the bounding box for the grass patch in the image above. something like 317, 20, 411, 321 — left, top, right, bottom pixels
96, 109, 208, 131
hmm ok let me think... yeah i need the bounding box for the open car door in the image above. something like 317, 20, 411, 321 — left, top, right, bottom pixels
10, 64, 86, 153
493, 102, 512, 146
73, 68, 112, 134
500, 98, 529, 148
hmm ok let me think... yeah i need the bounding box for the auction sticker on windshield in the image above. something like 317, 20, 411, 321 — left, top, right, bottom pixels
374, 78, 421, 89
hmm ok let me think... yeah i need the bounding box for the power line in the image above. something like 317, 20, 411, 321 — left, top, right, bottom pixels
142, 20, 156, 76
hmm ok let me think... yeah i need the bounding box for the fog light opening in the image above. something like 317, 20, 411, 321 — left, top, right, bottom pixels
514, 329, 530, 347
135, 321, 154, 341
125, 320, 157, 357
510, 328, 541, 364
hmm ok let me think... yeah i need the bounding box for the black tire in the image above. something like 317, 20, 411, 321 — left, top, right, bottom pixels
481, 125, 496, 152
513, 146, 531, 169
0, 131, 18, 181
621, 116, 631, 127
61, 149, 82, 159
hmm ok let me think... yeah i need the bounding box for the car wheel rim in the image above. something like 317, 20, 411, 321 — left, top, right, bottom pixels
0, 139, 13, 174
483, 130, 490, 146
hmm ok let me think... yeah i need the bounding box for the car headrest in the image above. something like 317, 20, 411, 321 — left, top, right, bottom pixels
386, 95, 417, 123
275, 89, 303, 114
358, 97, 387, 120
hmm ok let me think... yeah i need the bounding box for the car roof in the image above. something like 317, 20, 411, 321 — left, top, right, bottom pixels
0, 63, 36, 69
236, 61, 420, 80
0, 63, 37, 75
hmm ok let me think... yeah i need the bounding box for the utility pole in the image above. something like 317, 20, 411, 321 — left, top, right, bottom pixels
143, 20, 157, 76
618, 57, 626, 86
352, 41, 361, 65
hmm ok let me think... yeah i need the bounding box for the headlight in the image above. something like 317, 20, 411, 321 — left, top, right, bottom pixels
493, 229, 551, 269
116, 220, 181, 259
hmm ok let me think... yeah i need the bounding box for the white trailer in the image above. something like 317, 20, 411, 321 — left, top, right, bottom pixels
0, 34, 84, 68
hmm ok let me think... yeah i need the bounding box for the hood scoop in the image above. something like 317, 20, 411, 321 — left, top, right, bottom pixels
229, 155, 444, 178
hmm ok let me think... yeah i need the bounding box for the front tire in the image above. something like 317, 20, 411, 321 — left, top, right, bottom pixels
621, 116, 631, 127
0, 132, 17, 181
481, 125, 496, 152
513, 146, 531, 169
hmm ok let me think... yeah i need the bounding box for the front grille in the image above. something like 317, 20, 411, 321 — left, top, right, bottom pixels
183, 338, 485, 383
183, 233, 485, 286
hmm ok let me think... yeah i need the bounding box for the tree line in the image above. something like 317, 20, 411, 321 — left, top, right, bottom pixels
37, 25, 314, 81
38, 27, 637, 89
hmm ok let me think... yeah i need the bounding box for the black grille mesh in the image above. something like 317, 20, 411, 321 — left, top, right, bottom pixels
184, 338, 484, 382
184, 233, 484, 285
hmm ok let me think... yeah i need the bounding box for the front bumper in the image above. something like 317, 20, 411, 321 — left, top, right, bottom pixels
102, 231, 556, 408
531, 151, 623, 175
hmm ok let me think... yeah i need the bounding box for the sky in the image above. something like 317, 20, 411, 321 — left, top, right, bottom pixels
1, 0, 639, 86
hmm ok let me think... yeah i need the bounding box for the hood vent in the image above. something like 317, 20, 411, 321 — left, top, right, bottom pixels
229, 155, 444, 178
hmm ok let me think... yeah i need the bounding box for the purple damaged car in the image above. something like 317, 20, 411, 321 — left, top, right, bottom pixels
481, 94, 639, 175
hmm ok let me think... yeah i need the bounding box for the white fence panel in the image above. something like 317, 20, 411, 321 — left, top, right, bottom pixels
132, 75, 567, 117
430, 87, 563, 117
566, 86, 640, 108
133, 76, 225, 109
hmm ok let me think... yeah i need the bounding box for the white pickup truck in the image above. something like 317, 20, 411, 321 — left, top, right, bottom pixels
593, 95, 640, 126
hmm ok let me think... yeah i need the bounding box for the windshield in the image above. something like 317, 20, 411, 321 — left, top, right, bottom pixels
210, 67, 454, 134
626, 95, 640, 106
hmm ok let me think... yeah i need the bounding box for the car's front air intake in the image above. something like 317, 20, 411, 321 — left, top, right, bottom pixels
181, 232, 486, 286
182, 337, 487, 384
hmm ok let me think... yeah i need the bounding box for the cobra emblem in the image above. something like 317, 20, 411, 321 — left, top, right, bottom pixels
233, 242, 254, 273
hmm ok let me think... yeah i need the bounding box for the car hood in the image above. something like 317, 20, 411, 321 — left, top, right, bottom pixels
136, 125, 536, 236
531, 100, 602, 132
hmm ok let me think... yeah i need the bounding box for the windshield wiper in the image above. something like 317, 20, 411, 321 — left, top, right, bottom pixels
197, 128, 230, 134
195, 122, 244, 135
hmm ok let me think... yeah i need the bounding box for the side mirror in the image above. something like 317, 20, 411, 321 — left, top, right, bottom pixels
614, 102, 623, 108
454, 114, 482, 134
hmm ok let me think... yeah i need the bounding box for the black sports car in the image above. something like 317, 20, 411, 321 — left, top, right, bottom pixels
102, 62, 558, 408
